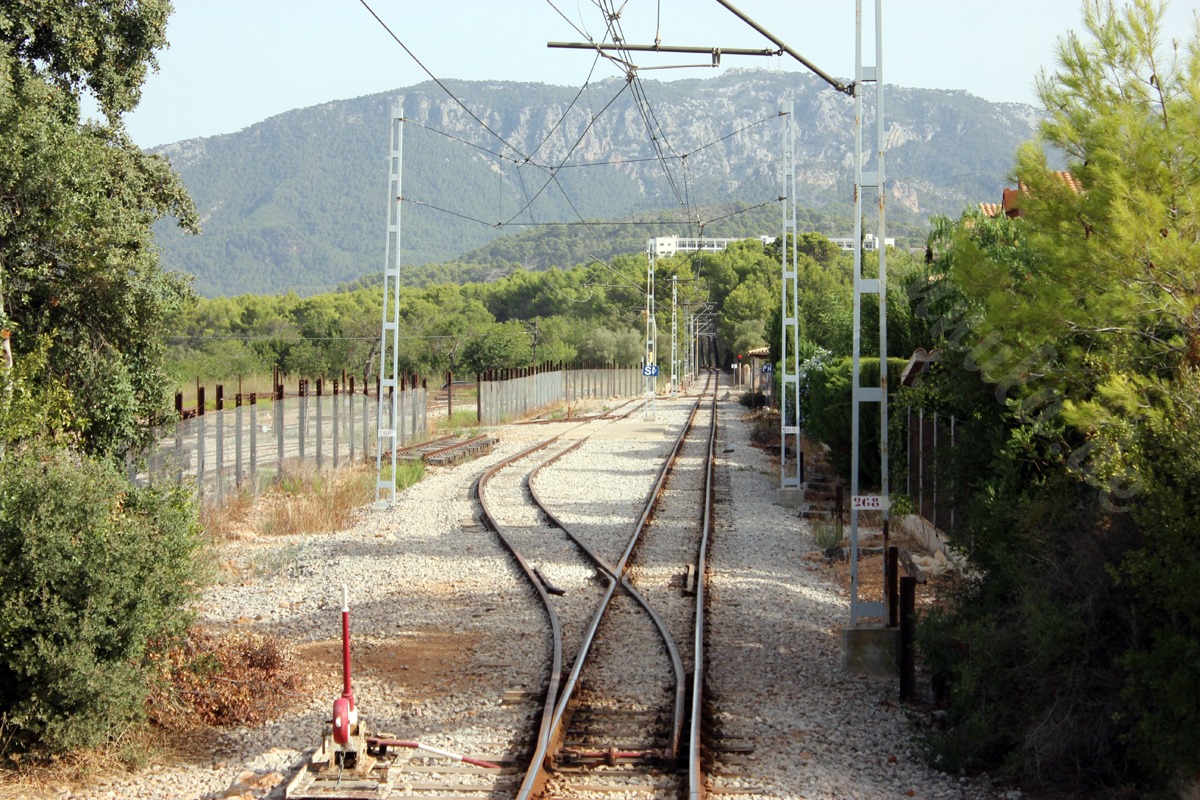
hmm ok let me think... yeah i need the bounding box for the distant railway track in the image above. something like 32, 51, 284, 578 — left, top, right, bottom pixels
287, 374, 719, 800
472, 372, 717, 799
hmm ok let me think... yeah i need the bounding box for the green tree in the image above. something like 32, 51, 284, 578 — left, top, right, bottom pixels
460, 321, 534, 373
913, 2, 1200, 792
0, 1, 198, 460
0, 1, 206, 757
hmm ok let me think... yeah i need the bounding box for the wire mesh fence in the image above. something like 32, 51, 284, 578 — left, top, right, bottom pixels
905, 407, 962, 536
132, 367, 642, 504
132, 380, 428, 504
476, 366, 643, 425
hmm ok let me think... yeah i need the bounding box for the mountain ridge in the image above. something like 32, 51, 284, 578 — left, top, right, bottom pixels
150, 69, 1038, 296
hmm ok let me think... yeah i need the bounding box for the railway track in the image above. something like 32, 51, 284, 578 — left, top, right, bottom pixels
529, 379, 717, 800
289, 373, 720, 800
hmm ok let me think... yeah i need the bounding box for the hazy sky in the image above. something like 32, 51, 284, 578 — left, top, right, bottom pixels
120, 0, 1200, 148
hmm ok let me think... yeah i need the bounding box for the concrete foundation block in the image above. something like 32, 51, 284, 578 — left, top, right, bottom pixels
840, 624, 898, 677
776, 487, 805, 509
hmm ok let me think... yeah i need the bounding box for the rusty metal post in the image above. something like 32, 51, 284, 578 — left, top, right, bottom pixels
899, 576, 916, 701
887, 546, 899, 627
332, 379, 340, 469
174, 391, 184, 486
196, 386, 206, 499
235, 392, 244, 489
275, 381, 285, 483
215, 385, 225, 503
298, 379, 306, 465
249, 393, 258, 493
316, 378, 324, 472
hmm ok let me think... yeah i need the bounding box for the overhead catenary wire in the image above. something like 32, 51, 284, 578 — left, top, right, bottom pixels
500, 79, 632, 227
359, 0, 643, 250
360, 0, 789, 262
357, 0, 540, 164
595, 1, 693, 225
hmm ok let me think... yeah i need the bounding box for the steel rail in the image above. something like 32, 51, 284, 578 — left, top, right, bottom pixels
476, 398, 655, 800
516, 371, 716, 798
476, 435, 568, 773
688, 378, 720, 800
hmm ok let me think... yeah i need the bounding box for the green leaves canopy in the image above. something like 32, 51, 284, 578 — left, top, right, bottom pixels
0, 1, 198, 459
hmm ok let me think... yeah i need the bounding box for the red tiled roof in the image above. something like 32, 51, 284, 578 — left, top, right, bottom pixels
1002, 186, 1022, 216
974, 171, 1082, 223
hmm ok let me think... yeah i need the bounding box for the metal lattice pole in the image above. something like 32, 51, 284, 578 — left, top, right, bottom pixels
849, 0, 888, 624
780, 100, 801, 490
375, 106, 404, 507
670, 275, 679, 395
644, 247, 657, 417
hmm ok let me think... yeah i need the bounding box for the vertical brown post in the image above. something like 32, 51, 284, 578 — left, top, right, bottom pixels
899, 576, 917, 702
197, 386, 206, 416
249, 392, 257, 491
447, 371, 453, 418
216, 385, 224, 411
476, 372, 482, 423
887, 546, 900, 627
175, 391, 183, 419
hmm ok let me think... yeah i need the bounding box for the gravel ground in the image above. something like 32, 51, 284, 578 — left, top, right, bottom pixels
6, 382, 1007, 800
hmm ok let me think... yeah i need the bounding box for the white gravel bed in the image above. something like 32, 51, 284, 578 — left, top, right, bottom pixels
705, 391, 1002, 800
531, 400, 693, 570
31, 384, 1005, 800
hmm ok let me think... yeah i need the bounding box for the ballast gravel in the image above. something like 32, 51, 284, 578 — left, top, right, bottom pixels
27, 389, 1006, 800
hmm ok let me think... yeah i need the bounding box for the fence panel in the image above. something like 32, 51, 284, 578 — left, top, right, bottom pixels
906, 408, 961, 535
133, 382, 420, 504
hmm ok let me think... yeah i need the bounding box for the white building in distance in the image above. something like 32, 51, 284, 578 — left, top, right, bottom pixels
646, 233, 894, 258
827, 233, 895, 251
646, 235, 775, 258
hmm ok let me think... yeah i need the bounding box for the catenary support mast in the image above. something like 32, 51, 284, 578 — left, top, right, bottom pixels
849, 0, 889, 622
375, 106, 404, 507
780, 101, 801, 490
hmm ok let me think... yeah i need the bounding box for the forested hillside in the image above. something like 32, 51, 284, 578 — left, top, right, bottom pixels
150, 69, 1039, 297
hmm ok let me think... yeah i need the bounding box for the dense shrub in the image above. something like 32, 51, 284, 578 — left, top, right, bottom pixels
804, 356, 906, 486
0, 442, 205, 755
738, 389, 767, 408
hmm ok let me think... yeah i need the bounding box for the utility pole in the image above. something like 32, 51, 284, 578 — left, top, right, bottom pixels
644, 246, 658, 417
670, 274, 679, 395
849, 0, 889, 624
780, 100, 801, 495
374, 105, 403, 508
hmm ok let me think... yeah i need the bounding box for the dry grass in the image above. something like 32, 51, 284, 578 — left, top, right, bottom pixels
257, 460, 425, 538
260, 464, 375, 537
199, 487, 257, 540
146, 629, 305, 731
0, 724, 169, 795
432, 409, 483, 435
199, 462, 424, 541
